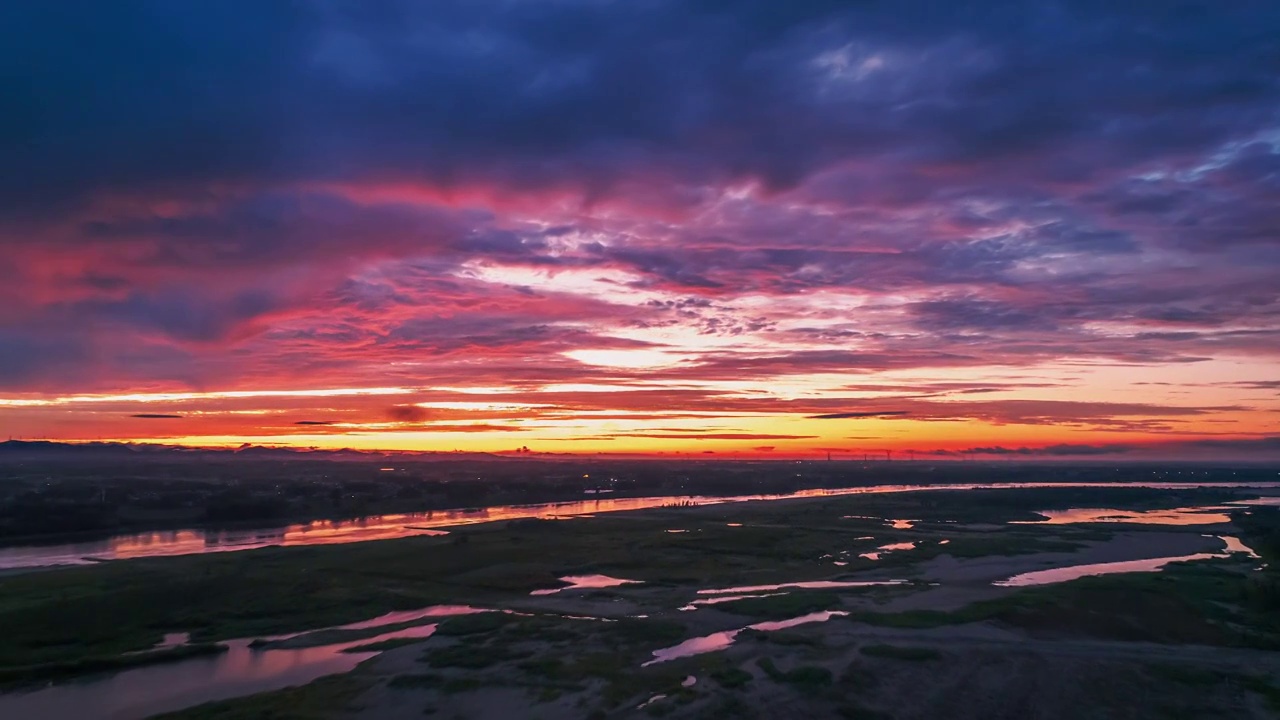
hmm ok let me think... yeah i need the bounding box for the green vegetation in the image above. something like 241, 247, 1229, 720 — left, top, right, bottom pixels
422, 615, 713, 710
1236, 506, 1280, 614
1235, 507, 1280, 562
757, 657, 833, 687
1145, 664, 1280, 713
605, 618, 689, 644
515, 656, 565, 678
836, 703, 892, 720
153, 667, 375, 719
0, 642, 226, 689
1145, 663, 1228, 686
558, 636, 700, 707
340, 637, 429, 654
499, 616, 584, 644
387, 673, 483, 694
859, 644, 940, 661
534, 685, 564, 703
421, 643, 530, 669
379, 614, 704, 711
739, 628, 824, 647
1241, 676, 1280, 713
269, 618, 440, 650
848, 560, 1280, 648
900, 534, 1082, 560
433, 612, 513, 636
709, 666, 753, 688
838, 660, 878, 691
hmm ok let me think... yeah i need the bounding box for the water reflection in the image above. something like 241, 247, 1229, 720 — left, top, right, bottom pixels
698, 580, 904, 595
993, 553, 1223, 587
642, 611, 849, 666
1220, 535, 1261, 559
637, 694, 667, 709
1015, 507, 1236, 526
529, 575, 642, 596
302, 605, 486, 634
678, 593, 786, 612
0, 520, 447, 571
992, 536, 1251, 587
1229, 497, 1280, 507
0, 605, 481, 720
152, 633, 190, 650
859, 542, 917, 561
4, 481, 1278, 571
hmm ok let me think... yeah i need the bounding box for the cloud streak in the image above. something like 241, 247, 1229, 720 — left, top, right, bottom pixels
808, 411, 911, 420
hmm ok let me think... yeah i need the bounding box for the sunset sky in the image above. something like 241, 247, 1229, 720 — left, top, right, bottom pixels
1, 2, 1278, 460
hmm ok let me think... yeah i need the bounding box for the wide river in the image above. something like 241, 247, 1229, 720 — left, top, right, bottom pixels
2, 480, 1278, 571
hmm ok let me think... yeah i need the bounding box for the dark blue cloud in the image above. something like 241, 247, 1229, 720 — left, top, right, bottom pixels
2, 0, 1277, 211
1, 0, 1278, 396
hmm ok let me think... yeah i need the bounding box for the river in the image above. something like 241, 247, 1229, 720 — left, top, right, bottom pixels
0, 605, 486, 720
2, 480, 1277, 571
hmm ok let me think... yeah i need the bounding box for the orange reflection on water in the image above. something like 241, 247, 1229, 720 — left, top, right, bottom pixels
1018, 507, 1234, 526
642, 610, 850, 666
993, 552, 1223, 587
529, 574, 643, 596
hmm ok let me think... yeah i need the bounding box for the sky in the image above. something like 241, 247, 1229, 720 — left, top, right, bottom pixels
0, 1, 1278, 460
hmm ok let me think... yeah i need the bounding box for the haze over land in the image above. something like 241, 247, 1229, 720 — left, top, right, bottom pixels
1, 2, 1279, 460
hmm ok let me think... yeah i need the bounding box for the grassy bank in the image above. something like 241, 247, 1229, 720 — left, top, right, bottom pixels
848, 557, 1280, 648
0, 642, 226, 689
151, 663, 378, 720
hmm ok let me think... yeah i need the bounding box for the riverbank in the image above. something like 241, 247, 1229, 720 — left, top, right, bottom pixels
3, 480, 1274, 572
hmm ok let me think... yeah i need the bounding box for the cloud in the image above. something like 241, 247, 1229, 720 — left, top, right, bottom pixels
958, 444, 1132, 457
613, 433, 818, 440
6, 2, 1278, 212
386, 405, 431, 422
419, 424, 527, 433
807, 411, 910, 419
1177, 436, 1280, 453
1221, 381, 1280, 390
948, 437, 1280, 459
130, 413, 183, 419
